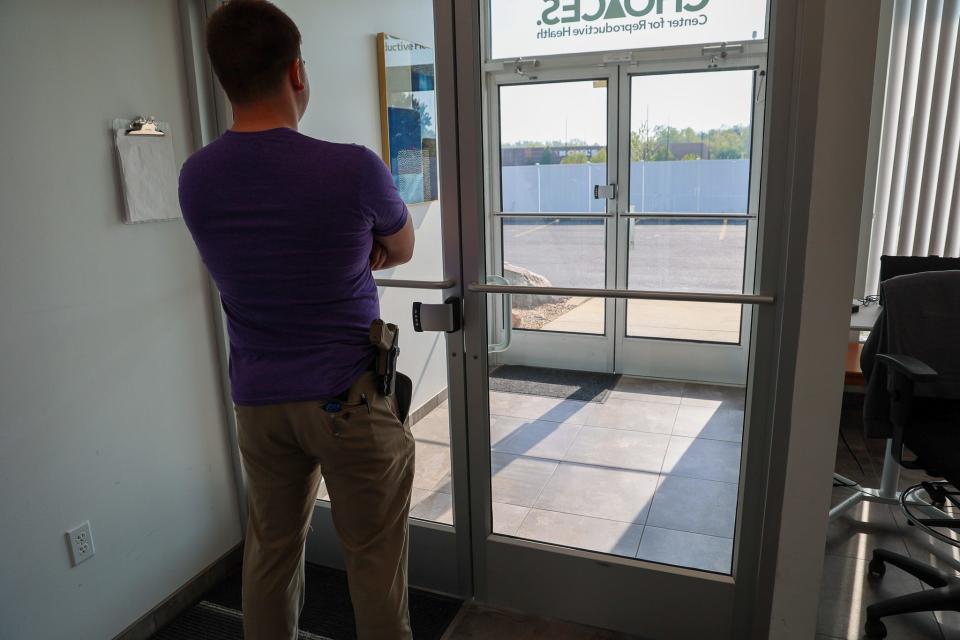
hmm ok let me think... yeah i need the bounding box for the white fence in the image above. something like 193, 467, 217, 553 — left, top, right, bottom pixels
501, 159, 750, 214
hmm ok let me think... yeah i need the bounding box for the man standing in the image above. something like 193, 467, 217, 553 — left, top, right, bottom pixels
178, 1, 416, 638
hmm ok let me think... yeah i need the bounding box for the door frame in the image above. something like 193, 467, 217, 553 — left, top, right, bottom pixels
484, 52, 769, 384
455, 0, 823, 637
179, 0, 250, 532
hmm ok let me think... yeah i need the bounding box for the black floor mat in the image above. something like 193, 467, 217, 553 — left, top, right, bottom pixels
152, 563, 462, 640
152, 602, 267, 640
489, 365, 620, 403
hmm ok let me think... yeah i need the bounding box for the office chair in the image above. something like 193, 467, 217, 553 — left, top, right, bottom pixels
831, 255, 960, 521
876, 255, 960, 297
858, 268, 960, 639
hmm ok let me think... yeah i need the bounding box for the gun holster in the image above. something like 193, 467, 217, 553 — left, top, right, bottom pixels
370, 320, 412, 423
395, 372, 412, 425
370, 320, 399, 395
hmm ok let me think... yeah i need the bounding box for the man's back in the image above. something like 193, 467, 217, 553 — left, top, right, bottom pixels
179, 127, 408, 405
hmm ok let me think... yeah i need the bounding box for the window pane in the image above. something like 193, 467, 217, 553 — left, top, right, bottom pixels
490, 0, 768, 60
626, 300, 743, 343
627, 218, 747, 343
502, 164, 609, 213
500, 81, 608, 214
502, 217, 606, 334
630, 70, 754, 215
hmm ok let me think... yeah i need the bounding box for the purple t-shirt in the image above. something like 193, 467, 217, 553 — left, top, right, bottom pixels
179, 128, 409, 405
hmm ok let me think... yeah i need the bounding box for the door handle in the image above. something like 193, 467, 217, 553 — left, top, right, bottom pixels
376, 278, 457, 290
468, 283, 776, 305
486, 274, 513, 354
594, 184, 617, 200
412, 297, 461, 333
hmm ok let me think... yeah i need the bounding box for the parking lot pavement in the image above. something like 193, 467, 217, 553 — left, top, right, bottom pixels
502, 219, 748, 293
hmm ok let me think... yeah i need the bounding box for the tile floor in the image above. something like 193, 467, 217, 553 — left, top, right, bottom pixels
406, 375, 745, 574
821, 488, 960, 640
819, 394, 960, 640
321, 389, 960, 638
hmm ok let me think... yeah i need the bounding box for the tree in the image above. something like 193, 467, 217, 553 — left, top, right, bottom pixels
714, 148, 743, 160
631, 122, 671, 161
411, 97, 435, 138
503, 138, 592, 148
398, 94, 437, 139
500, 123, 750, 165
705, 125, 750, 160
630, 123, 750, 161
560, 151, 589, 164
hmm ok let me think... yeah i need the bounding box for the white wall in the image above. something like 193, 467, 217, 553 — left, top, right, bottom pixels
766, 2, 882, 637
0, 2, 242, 638
274, 0, 449, 411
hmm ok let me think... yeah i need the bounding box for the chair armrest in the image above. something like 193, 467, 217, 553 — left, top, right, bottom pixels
876, 354, 938, 468
876, 354, 938, 383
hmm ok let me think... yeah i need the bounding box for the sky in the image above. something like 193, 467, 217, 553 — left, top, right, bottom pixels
499, 69, 755, 146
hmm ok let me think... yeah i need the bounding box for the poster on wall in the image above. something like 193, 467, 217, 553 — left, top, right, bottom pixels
489, 0, 768, 59
377, 33, 439, 205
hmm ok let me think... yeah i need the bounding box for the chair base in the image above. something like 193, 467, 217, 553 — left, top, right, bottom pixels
830, 477, 901, 520
865, 548, 960, 639
900, 481, 960, 548
830, 440, 903, 522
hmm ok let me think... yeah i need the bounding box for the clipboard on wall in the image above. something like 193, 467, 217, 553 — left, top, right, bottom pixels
112, 117, 181, 224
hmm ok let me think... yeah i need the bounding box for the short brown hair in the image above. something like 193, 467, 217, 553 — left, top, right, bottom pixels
206, 0, 302, 104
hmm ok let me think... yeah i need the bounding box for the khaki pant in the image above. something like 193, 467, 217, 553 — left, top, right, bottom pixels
236, 371, 416, 640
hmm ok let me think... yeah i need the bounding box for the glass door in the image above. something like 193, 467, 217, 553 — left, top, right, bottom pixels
489, 63, 765, 385
475, 66, 758, 637
614, 65, 766, 385
488, 68, 620, 373
456, 1, 785, 638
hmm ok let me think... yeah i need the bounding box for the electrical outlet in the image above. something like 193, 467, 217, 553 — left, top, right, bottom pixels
66, 521, 95, 567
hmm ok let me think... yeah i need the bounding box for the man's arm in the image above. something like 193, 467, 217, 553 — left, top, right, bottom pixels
371, 214, 415, 271
357, 145, 415, 271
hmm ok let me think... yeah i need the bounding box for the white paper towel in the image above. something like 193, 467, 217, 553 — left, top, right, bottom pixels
113, 121, 181, 224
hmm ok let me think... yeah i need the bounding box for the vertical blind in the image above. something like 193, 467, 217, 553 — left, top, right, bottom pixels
865, 0, 960, 295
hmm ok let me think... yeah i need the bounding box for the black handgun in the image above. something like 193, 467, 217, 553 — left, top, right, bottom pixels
370, 320, 400, 396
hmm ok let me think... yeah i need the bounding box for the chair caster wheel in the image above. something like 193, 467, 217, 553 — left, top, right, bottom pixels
868, 558, 886, 579
923, 482, 947, 507
865, 618, 887, 639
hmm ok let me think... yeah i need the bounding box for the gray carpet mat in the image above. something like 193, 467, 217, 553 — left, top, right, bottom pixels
489, 365, 620, 403
151, 563, 462, 640
152, 601, 332, 640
